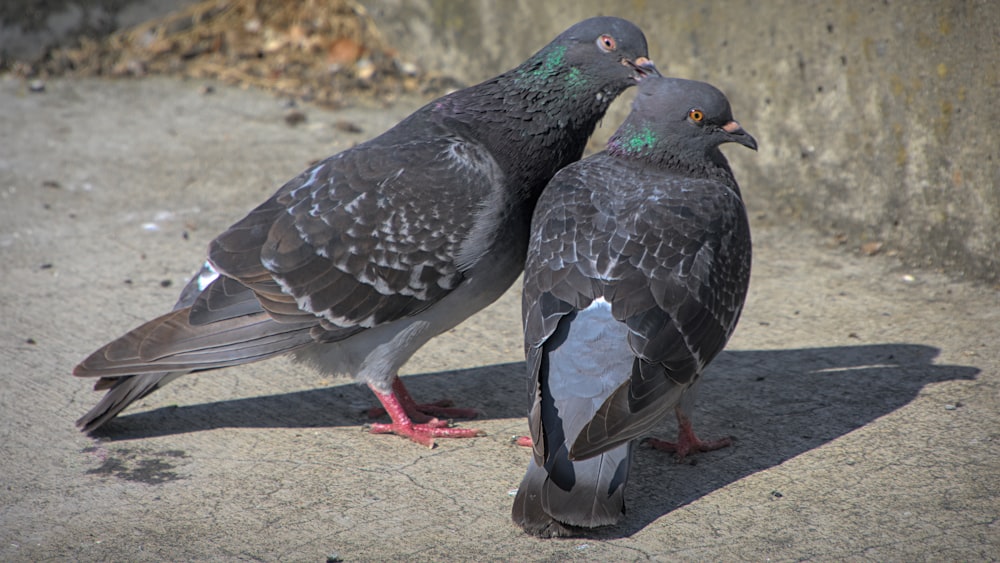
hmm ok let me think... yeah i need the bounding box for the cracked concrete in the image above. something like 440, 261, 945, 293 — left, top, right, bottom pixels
0, 75, 998, 561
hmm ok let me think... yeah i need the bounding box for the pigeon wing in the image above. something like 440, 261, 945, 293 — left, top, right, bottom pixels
208, 121, 507, 340
571, 174, 752, 459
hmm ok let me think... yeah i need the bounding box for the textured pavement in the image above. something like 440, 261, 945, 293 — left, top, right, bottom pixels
1, 76, 997, 561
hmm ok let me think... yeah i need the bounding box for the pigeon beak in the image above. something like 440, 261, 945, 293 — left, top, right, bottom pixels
623, 56, 661, 81
722, 120, 758, 151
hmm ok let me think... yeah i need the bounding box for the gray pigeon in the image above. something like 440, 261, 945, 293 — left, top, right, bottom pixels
73, 17, 659, 447
512, 76, 756, 536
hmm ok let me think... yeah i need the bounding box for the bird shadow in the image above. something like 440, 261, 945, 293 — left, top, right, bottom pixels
85, 361, 528, 440
600, 342, 979, 538
88, 342, 977, 538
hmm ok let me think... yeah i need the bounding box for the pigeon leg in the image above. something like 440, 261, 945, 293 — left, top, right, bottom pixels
366, 376, 480, 422
646, 407, 732, 460
366, 384, 485, 447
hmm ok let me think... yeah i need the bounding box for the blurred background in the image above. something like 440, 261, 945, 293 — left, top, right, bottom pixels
3, 0, 997, 284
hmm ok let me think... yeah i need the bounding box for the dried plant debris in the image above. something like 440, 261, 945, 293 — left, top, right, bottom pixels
16, 0, 461, 107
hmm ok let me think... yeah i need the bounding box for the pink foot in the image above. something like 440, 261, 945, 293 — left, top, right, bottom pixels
366, 383, 485, 448
646, 409, 731, 460
366, 377, 480, 422
513, 436, 533, 447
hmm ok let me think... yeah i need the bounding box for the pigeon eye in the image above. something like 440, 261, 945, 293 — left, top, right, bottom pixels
597, 35, 617, 52
688, 108, 705, 123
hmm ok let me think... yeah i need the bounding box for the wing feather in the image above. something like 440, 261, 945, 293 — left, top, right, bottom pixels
207, 119, 508, 338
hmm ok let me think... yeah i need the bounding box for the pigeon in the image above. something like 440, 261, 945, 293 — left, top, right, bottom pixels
512, 76, 757, 536
73, 17, 659, 447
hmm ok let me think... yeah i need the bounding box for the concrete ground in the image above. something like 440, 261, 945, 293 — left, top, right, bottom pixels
1, 75, 997, 561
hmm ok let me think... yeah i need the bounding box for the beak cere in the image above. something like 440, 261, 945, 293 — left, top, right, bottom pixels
722, 120, 759, 151
623, 56, 661, 80
722, 120, 743, 133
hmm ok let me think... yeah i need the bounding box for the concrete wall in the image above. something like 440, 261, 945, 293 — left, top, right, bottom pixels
5, 0, 997, 284
367, 0, 1000, 284
0, 0, 189, 63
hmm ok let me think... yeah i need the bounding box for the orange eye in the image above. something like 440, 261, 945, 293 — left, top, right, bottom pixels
597, 34, 617, 52
688, 108, 705, 122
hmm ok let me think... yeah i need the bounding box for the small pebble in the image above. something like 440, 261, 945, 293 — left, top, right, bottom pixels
860, 241, 883, 256
29, 79, 45, 93
397, 61, 420, 76
285, 110, 307, 126
334, 119, 363, 134
355, 58, 375, 81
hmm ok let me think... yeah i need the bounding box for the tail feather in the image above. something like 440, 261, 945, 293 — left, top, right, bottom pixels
512, 442, 632, 537
75, 308, 315, 378
76, 372, 185, 432
74, 304, 316, 432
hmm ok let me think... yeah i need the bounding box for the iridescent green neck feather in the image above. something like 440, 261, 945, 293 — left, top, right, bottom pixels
516, 45, 588, 92
608, 123, 658, 156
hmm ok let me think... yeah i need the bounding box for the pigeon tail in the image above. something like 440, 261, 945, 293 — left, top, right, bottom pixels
76, 371, 185, 432
512, 442, 632, 537
74, 307, 316, 377
76, 265, 223, 432
74, 305, 316, 430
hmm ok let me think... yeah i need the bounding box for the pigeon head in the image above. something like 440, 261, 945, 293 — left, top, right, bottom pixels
517, 17, 660, 99
437, 17, 659, 192
608, 76, 758, 164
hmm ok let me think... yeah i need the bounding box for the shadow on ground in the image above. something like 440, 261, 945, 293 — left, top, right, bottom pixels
85, 361, 526, 439
85, 342, 977, 537
617, 342, 979, 537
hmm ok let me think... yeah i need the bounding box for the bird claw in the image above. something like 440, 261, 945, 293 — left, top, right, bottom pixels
512, 435, 534, 447
367, 377, 479, 424
367, 399, 480, 423
366, 381, 484, 447
368, 420, 485, 448
645, 435, 732, 461
645, 408, 733, 460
